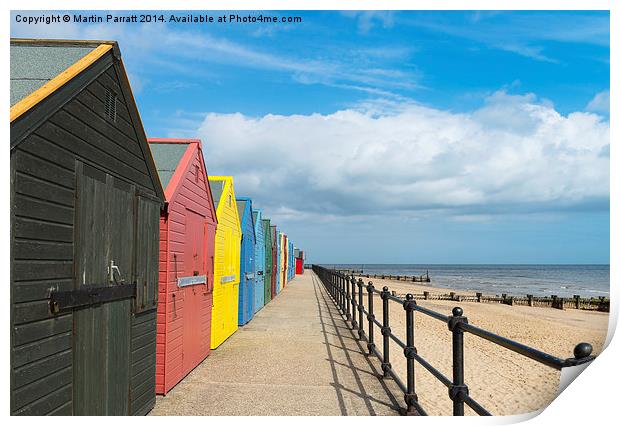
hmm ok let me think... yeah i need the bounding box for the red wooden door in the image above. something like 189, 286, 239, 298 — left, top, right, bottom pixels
205, 222, 216, 294
183, 209, 207, 372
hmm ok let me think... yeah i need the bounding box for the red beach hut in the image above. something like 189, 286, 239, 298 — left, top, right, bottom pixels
295, 250, 305, 275
148, 138, 218, 395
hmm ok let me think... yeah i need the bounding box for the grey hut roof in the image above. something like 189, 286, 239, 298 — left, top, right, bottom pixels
149, 143, 189, 189
209, 180, 225, 209
236, 200, 247, 222
10, 43, 99, 106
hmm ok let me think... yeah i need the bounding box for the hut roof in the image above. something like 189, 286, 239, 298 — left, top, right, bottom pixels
149, 142, 189, 189
209, 180, 225, 209
10, 39, 117, 121
236, 200, 247, 222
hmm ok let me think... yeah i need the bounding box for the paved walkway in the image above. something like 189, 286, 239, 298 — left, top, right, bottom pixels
150, 271, 402, 416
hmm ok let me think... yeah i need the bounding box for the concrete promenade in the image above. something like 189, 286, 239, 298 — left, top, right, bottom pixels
150, 271, 401, 416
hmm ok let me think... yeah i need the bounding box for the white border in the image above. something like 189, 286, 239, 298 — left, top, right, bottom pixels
3, 1, 615, 424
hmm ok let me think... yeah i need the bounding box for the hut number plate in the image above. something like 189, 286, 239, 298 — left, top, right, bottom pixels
178, 275, 207, 287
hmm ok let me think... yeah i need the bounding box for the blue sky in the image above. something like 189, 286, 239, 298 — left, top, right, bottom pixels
11, 10, 610, 263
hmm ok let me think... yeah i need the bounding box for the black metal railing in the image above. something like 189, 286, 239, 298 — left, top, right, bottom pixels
312, 265, 595, 416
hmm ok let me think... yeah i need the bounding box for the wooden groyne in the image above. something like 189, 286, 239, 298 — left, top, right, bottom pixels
347, 272, 609, 313
392, 291, 610, 312
358, 272, 431, 283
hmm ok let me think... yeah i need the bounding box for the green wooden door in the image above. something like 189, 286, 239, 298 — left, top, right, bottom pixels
73, 163, 134, 415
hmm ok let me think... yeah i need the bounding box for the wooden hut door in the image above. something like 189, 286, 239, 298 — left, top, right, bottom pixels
73, 163, 134, 415
182, 210, 206, 371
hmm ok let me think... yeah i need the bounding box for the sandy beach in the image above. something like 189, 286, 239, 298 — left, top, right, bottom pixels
352, 275, 609, 415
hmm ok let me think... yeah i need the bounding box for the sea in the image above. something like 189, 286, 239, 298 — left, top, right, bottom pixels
326, 264, 610, 298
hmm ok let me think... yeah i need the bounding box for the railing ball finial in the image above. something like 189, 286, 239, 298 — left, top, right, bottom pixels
406, 293, 414, 301
452, 307, 463, 317
574, 342, 593, 359
383, 286, 389, 292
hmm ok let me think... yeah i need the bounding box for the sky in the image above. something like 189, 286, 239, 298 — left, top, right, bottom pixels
11, 10, 610, 264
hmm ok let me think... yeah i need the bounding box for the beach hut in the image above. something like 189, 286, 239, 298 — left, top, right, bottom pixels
208, 177, 242, 348
286, 237, 291, 282
281, 233, 288, 289
288, 241, 295, 280
295, 249, 305, 275
236, 197, 255, 325
10, 39, 164, 415
148, 138, 217, 395
253, 209, 265, 313
262, 218, 273, 304
273, 227, 281, 295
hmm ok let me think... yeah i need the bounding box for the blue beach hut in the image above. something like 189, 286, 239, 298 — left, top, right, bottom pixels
289, 241, 295, 280
270, 225, 279, 297
252, 209, 265, 313
237, 197, 255, 325
275, 228, 281, 295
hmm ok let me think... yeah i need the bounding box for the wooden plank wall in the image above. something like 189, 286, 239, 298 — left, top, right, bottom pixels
210, 178, 241, 349
156, 146, 216, 394
11, 62, 159, 415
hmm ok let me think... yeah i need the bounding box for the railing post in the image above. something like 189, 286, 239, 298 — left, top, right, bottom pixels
367, 281, 375, 355
357, 279, 365, 340
335, 273, 339, 305
380, 286, 391, 378
340, 274, 344, 311
346, 275, 351, 320
448, 307, 468, 416
334, 272, 338, 303
337, 273, 341, 310
351, 276, 357, 329
402, 294, 418, 415
341, 275, 345, 311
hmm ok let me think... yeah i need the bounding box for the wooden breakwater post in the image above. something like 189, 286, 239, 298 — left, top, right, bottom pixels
366, 272, 432, 283
476, 292, 482, 303
551, 295, 565, 310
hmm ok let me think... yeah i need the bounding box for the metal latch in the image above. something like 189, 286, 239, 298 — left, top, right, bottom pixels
108, 260, 124, 284
50, 283, 136, 314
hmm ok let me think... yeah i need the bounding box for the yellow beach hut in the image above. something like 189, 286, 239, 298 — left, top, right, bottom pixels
208, 176, 242, 349
280, 233, 287, 289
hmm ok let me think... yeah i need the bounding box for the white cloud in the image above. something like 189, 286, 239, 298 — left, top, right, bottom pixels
586, 90, 610, 114
197, 91, 609, 222
341, 11, 396, 34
